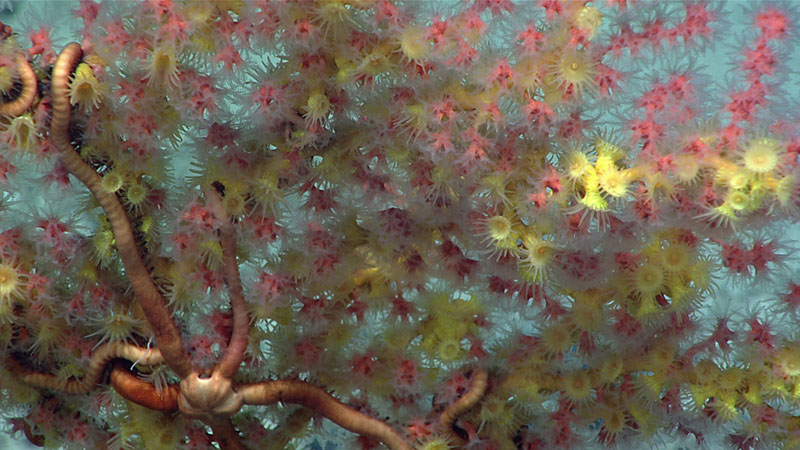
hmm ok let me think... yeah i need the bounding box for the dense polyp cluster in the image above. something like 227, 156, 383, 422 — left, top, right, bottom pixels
0, 0, 799, 449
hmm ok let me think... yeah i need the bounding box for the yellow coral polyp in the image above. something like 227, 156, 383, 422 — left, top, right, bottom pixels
199, 238, 224, 270
576, 6, 603, 40
599, 354, 624, 383
437, 338, 463, 361
0, 65, 15, 94
520, 233, 555, 283
4, 113, 38, 151
304, 88, 331, 126
101, 169, 125, 193
416, 437, 452, 450
741, 136, 781, 174
724, 189, 750, 211
673, 154, 702, 184
659, 242, 692, 273
69, 62, 104, 111
693, 360, 719, 385
718, 367, 744, 391
478, 394, 517, 432
595, 137, 623, 159
635, 295, 660, 318
484, 214, 513, 242
601, 407, 627, 440
741, 379, 762, 405
776, 345, 800, 377
773, 174, 797, 209
580, 187, 608, 211
402, 103, 428, 132
398, 26, 429, 63
312, 0, 353, 37
540, 322, 572, 358
564, 370, 593, 403
699, 202, 739, 229
598, 168, 630, 198
548, 47, 597, 97
725, 168, 750, 190
568, 290, 603, 331
646, 343, 675, 370
125, 180, 148, 211
144, 44, 180, 88
595, 154, 616, 173
629, 261, 665, 299
0, 260, 25, 305
29, 318, 63, 361
711, 391, 738, 421
97, 306, 143, 345
562, 149, 593, 184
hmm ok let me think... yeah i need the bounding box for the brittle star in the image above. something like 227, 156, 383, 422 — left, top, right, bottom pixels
4, 40, 489, 450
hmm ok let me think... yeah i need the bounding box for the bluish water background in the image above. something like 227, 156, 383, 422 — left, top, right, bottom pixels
1, 1, 798, 449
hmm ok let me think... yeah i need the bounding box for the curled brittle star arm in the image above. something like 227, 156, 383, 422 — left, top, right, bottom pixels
437, 368, 488, 444
203, 184, 249, 380
49, 42, 192, 378
6, 342, 163, 395
109, 361, 180, 411
22, 421, 44, 447
239, 380, 413, 450
0, 53, 37, 117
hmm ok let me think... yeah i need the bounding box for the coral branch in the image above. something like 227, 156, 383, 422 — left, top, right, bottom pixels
203, 184, 249, 379
109, 361, 180, 411
240, 380, 412, 450
0, 53, 37, 117
7, 342, 163, 395
49, 42, 192, 378
437, 368, 488, 443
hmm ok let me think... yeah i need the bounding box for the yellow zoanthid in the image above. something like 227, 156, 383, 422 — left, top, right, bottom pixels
563, 369, 594, 404
567, 289, 605, 332
398, 25, 429, 63
576, 6, 604, 40
0, 259, 25, 305
143, 43, 180, 88
69, 62, 104, 111
547, 46, 597, 98
519, 231, 556, 283
561, 147, 594, 186
479, 213, 519, 260
598, 167, 631, 198
740, 135, 783, 175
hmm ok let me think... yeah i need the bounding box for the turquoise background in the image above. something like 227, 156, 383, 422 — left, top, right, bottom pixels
0, 1, 798, 449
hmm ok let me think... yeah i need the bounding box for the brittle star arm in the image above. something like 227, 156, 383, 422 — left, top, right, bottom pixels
437, 368, 488, 444
109, 361, 180, 411
239, 380, 413, 450
0, 52, 37, 117
203, 184, 249, 379
49, 42, 192, 378
6, 342, 164, 395
21, 421, 44, 447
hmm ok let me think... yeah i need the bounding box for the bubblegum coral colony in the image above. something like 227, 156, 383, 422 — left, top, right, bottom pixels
0, 0, 799, 449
